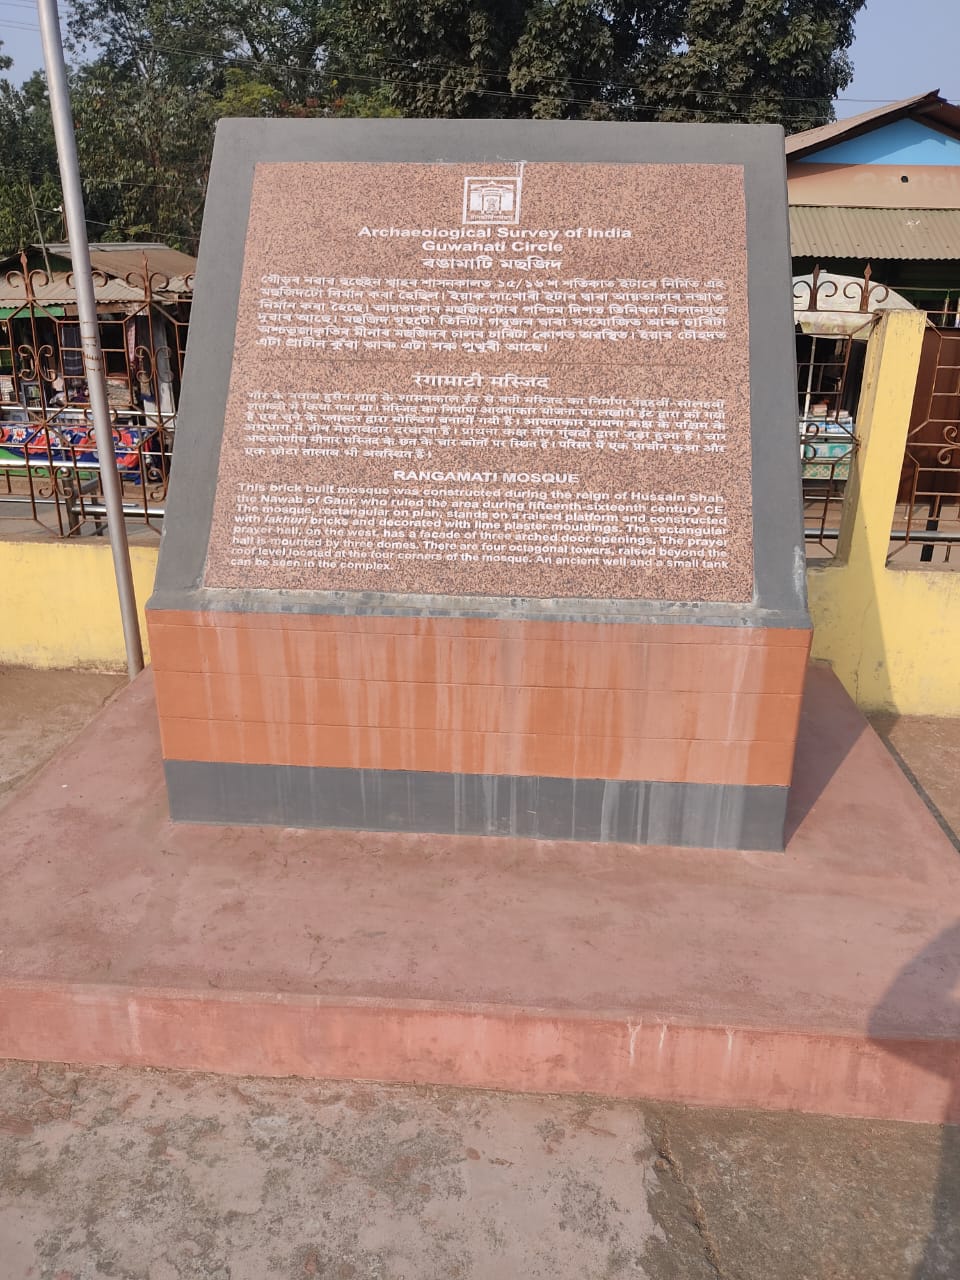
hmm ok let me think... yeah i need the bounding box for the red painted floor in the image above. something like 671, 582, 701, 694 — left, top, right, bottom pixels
0, 663, 957, 1122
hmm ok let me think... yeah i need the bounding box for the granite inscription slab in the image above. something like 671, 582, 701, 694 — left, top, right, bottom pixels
204, 161, 752, 602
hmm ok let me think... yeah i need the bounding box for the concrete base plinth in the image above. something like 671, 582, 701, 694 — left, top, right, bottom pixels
1, 664, 957, 1123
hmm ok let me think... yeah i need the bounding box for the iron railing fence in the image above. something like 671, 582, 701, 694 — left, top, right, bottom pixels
793, 266, 876, 560
0, 255, 191, 537
889, 326, 960, 569
794, 271, 960, 568
4, 256, 956, 570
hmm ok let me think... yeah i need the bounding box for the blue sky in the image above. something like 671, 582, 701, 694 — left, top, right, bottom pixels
0, 0, 956, 121
841, 0, 955, 112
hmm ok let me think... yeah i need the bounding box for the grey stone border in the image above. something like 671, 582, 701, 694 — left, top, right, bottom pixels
151, 119, 808, 629
164, 759, 789, 851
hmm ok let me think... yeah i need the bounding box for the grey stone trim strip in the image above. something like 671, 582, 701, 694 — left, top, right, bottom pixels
164, 760, 788, 852
147, 586, 810, 632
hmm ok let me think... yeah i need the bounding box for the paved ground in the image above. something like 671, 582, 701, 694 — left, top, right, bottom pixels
1, 1061, 958, 1280
869, 711, 960, 852
0, 667, 124, 800
0, 670, 958, 1279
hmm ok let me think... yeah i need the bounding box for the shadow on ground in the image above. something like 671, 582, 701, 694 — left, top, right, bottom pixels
870, 922, 960, 1280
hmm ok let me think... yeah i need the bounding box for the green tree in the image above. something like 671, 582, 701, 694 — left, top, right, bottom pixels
53, 0, 340, 246
70, 62, 215, 247
0, 71, 62, 257
331, 0, 865, 125
643, 0, 863, 128
0, 0, 866, 255
65, 0, 334, 101
214, 67, 284, 116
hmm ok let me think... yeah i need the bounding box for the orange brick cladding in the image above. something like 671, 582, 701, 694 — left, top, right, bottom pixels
147, 610, 811, 788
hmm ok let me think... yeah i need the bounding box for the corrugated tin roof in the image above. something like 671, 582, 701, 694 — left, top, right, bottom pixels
38, 242, 195, 293
789, 205, 960, 259
91, 246, 195, 289
0, 239, 195, 302
0, 272, 147, 307
786, 90, 960, 159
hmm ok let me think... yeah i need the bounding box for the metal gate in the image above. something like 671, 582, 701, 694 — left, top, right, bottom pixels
892, 327, 960, 565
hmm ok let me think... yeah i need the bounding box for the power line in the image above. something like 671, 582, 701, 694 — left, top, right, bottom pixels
0, 9, 922, 104
0, 165, 203, 194
0, 171, 202, 244
0, 53, 839, 125
109, 40, 836, 122
1, 14, 955, 107
33, 203, 200, 241
131, 37, 841, 111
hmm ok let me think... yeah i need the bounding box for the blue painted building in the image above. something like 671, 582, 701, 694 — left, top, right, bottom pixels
787, 90, 960, 317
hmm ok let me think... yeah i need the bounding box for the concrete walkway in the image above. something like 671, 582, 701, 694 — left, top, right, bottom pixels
1, 1060, 958, 1280
0, 667, 124, 800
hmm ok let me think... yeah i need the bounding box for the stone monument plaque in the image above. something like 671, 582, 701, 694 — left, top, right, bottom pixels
148, 121, 811, 850
204, 160, 751, 603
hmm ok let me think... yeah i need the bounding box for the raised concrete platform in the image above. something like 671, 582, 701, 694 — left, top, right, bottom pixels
0, 664, 957, 1123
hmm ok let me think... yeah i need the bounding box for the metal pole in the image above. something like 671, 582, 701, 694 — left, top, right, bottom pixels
36, 0, 144, 679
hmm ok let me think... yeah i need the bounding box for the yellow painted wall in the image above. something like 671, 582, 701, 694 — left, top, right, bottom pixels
807, 309, 960, 716
0, 539, 157, 670
0, 314, 957, 715
809, 564, 960, 714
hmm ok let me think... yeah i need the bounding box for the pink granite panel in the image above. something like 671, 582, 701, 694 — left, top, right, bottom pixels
203, 160, 752, 603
